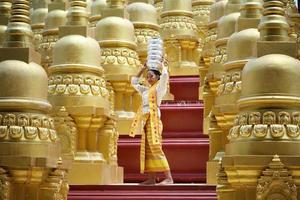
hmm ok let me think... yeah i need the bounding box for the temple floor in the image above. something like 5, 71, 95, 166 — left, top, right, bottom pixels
68, 184, 217, 200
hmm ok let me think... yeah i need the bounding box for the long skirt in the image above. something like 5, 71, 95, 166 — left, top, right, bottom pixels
140, 113, 170, 173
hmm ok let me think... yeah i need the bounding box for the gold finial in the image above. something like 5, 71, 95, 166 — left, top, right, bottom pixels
236, 0, 262, 31
258, 0, 289, 41
240, 0, 262, 19
3, 0, 33, 47
268, 154, 285, 170
0, 0, 12, 24
67, 0, 88, 26
107, 0, 126, 8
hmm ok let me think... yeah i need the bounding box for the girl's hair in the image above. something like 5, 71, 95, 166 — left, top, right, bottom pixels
149, 69, 161, 80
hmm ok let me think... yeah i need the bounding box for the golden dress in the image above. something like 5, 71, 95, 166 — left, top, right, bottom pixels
130, 67, 170, 173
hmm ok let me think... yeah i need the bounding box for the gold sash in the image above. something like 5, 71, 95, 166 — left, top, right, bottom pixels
129, 82, 160, 145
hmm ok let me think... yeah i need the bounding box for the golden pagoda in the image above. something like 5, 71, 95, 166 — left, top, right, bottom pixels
217, 0, 300, 198
193, 0, 213, 92
204, 0, 243, 184
127, 0, 160, 64
160, 0, 199, 76
89, 0, 106, 27
30, 0, 48, 51
48, 0, 123, 184
39, 0, 66, 71
0, 0, 65, 198
95, 0, 141, 135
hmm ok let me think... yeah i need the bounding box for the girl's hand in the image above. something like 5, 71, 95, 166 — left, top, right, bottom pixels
143, 63, 148, 70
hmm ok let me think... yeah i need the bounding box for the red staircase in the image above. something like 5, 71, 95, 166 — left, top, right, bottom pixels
68, 76, 215, 200
68, 184, 217, 200
118, 76, 209, 183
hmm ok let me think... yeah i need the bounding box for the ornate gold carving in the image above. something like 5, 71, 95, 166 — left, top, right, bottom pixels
101, 47, 141, 66
160, 16, 198, 31
256, 155, 297, 200
48, 74, 109, 98
193, 5, 210, 20
54, 107, 77, 157
39, 158, 69, 200
213, 45, 227, 64
40, 33, 60, 70
0, 112, 57, 142
263, 112, 276, 125
32, 28, 44, 52
228, 111, 300, 140
0, 167, 10, 200
134, 28, 160, 45
218, 72, 242, 95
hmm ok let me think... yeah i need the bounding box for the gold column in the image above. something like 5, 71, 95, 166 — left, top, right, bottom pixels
0, 0, 11, 47
160, 0, 199, 76
0, 0, 63, 199
39, 0, 66, 72
95, 1, 141, 135
218, 0, 300, 198
205, 0, 242, 184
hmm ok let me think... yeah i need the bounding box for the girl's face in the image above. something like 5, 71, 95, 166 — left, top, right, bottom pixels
147, 71, 159, 86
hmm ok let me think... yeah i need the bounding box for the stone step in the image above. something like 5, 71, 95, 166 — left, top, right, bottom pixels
68, 184, 217, 200
118, 138, 209, 183
169, 76, 200, 101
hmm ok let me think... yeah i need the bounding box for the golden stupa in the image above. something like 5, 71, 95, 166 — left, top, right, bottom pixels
204, 0, 242, 184
0, 0, 65, 198
217, 0, 300, 198
39, 0, 67, 71
95, 0, 141, 135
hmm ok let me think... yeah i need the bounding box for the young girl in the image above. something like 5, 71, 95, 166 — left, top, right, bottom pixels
129, 60, 173, 185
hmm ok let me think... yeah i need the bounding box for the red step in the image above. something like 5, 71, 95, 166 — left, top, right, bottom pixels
68, 184, 217, 200
161, 101, 204, 138
118, 137, 209, 183
169, 76, 200, 101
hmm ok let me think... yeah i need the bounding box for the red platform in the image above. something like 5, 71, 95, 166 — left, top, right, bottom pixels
68, 184, 217, 200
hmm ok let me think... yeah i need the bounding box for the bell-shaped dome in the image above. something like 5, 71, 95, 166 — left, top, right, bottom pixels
217, 12, 240, 39
241, 54, 300, 100
44, 9, 67, 30
95, 17, 135, 45
52, 35, 101, 67
91, 0, 106, 16
127, 2, 158, 25
162, 0, 192, 12
0, 60, 51, 110
227, 28, 260, 62
31, 8, 48, 25
210, 0, 228, 22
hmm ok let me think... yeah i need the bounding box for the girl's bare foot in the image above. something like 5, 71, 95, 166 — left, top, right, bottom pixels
157, 178, 173, 185
140, 178, 156, 185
